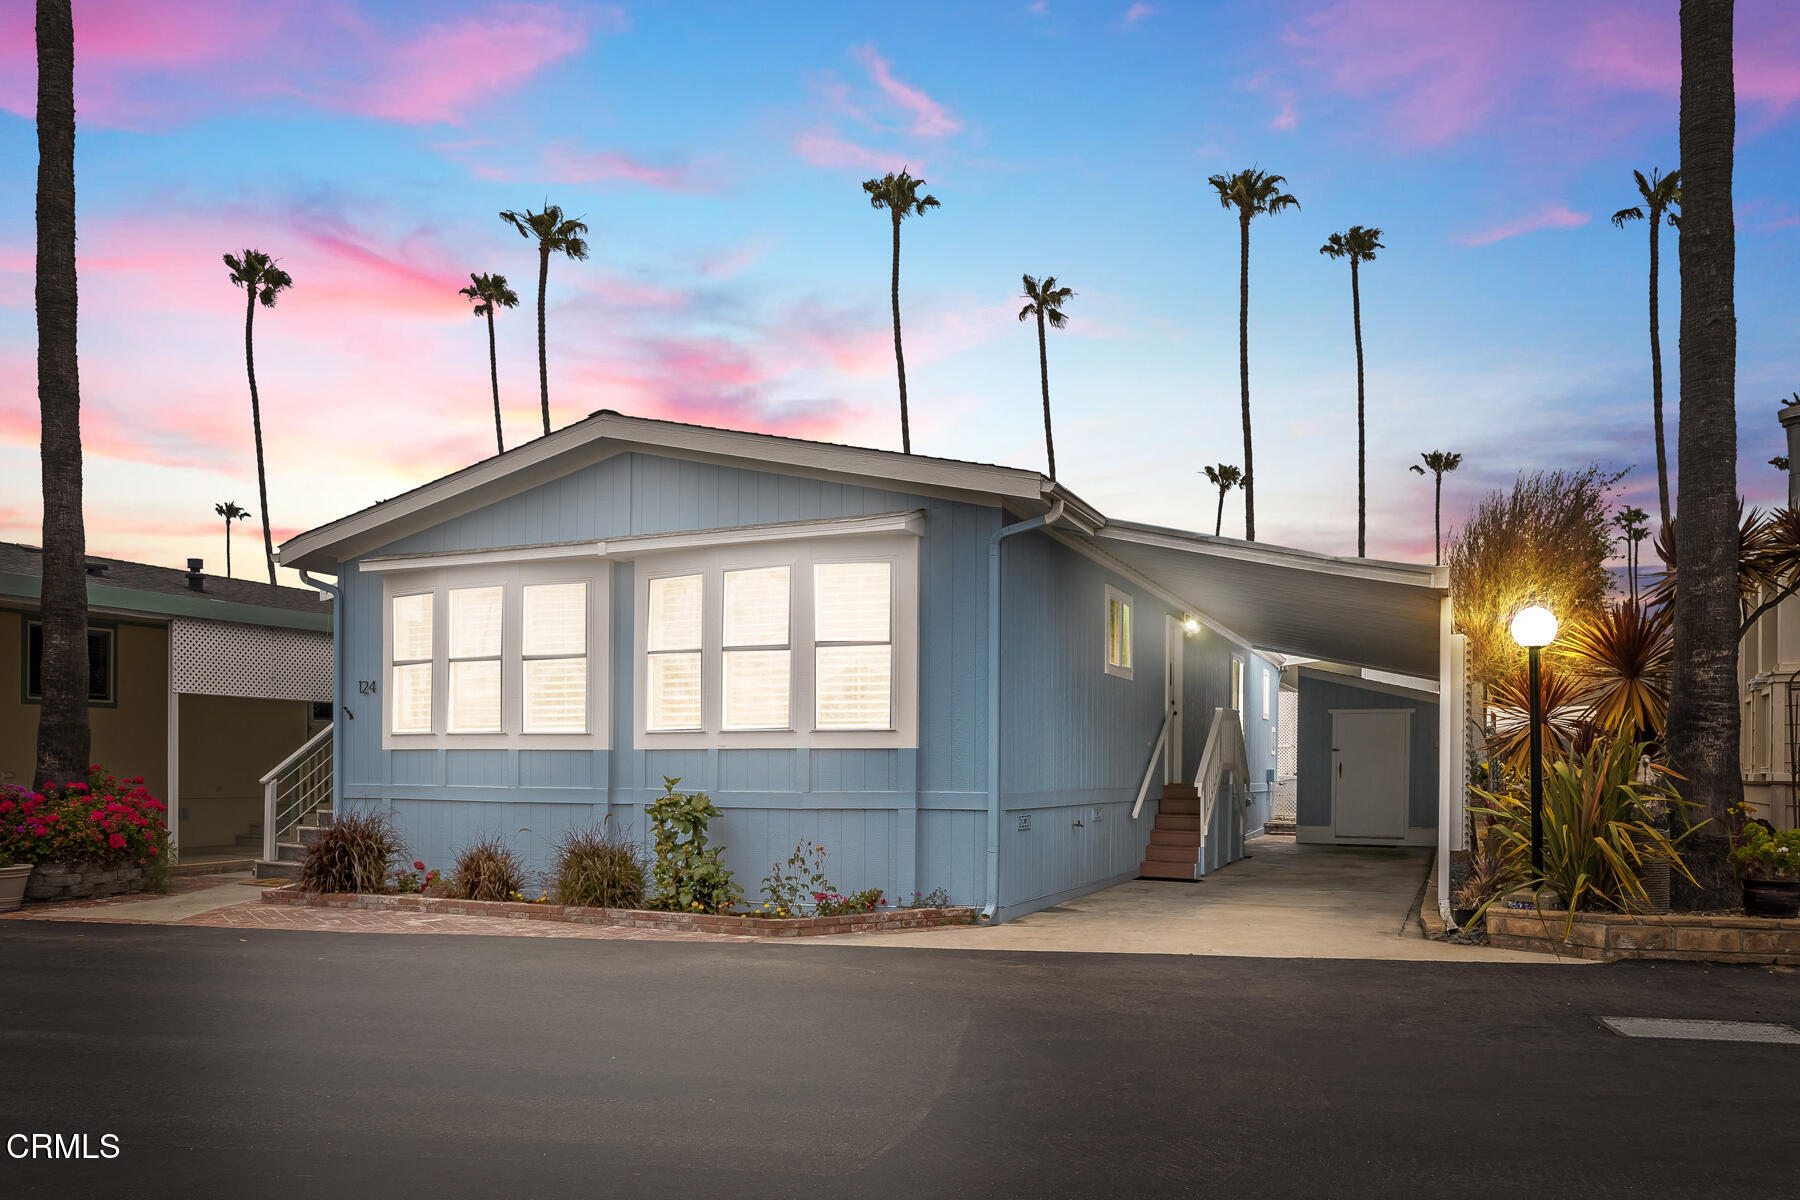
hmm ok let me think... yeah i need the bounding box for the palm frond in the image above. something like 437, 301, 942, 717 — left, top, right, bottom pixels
1611, 205, 1645, 227
1556, 600, 1672, 739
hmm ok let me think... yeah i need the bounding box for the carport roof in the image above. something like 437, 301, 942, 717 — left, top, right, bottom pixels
1084, 520, 1448, 679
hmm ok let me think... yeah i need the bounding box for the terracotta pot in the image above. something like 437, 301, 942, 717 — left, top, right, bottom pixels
1742, 877, 1800, 919
0, 862, 34, 913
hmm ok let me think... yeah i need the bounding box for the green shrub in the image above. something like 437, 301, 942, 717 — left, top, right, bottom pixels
1468, 737, 1698, 927
298, 811, 405, 895
813, 887, 885, 916
1731, 822, 1800, 881
445, 834, 531, 902
551, 822, 646, 909
759, 841, 833, 918
646, 776, 741, 914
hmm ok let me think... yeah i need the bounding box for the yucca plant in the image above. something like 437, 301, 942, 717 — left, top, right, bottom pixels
298, 811, 406, 895
1467, 737, 1698, 930
1484, 658, 1596, 771
1556, 600, 1671, 740
446, 834, 530, 902
550, 821, 646, 909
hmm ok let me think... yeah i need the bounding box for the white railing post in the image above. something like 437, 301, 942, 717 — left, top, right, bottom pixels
262, 775, 278, 863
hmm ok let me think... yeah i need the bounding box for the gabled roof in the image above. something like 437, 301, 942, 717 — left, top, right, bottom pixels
0, 542, 331, 631
280, 409, 1448, 676
280, 409, 1095, 572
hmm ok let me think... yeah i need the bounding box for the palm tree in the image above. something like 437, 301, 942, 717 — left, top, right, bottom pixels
1320, 225, 1385, 557
33, 0, 88, 788
1611, 167, 1682, 535
1408, 450, 1462, 564
1018, 274, 1075, 478
1208, 168, 1299, 542
1612, 505, 1649, 600
223, 249, 292, 587
862, 169, 940, 454
498, 204, 589, 437
1201, 464, 1243, 536
459, 272, 520, 455
1664, 0, 1740, 909
214, 501, 250, 578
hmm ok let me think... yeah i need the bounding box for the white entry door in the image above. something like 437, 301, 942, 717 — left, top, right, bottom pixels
1163, 615, 1184, 783
1330, 709, 1410, 840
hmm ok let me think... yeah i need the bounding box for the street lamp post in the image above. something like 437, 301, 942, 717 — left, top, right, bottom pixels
1509, 605, 1559, 874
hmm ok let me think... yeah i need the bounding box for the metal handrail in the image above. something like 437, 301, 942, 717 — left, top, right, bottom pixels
1130, 705, 1177, 820
262, 723, 333, 862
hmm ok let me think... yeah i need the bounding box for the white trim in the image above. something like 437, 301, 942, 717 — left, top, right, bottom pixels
1097, 520, 1447, 589
1104, 584, 1134, 680
380, 560, 612, 751
632, 530, 919, 749
1299, 665, 1439, 706
1436, 595, 1465, 926
357, 510, 927, 575
1044, 528, 1257, 655
166, 635, 179, 861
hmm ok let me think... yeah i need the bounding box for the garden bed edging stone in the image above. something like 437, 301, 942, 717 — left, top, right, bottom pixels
1486, 906, 1800, 964
261, 886, 975, 937
23, 861, 152, 903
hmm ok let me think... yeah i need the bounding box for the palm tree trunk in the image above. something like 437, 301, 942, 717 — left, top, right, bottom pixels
535, 244, 550, 436
33, 0, 88, 789
1648, 208, 1672, 534
1351, 257, 1367, 557
1666, 0, 1740, 909
1433, 470, 1442, 564
1036, 308, 1055, 479
224, 520, 231, 578
245, 289, 276, 586
486, 306, 504, 455
1238, 212, 1255, 542
890, 215, 910, 454
1214, 487, 1225, 537
1238, 211, 1252, 539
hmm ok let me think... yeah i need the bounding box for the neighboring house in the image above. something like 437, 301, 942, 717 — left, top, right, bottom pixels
280, 411, 1465, 921
0, 542, 333, 867
1741, 405, 1800, 831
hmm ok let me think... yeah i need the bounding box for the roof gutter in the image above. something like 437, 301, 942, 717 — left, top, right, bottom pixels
982, 498, 1081, 922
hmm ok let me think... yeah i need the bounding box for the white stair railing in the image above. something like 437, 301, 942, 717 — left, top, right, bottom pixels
261, 724, 333, 863
1193, 707, 1251, 877
1131, 704, 1178, 820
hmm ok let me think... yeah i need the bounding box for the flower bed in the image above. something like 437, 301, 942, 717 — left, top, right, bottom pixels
261, 885, 975, 937
1486, 906, 1800, 964
1, 769, 170, 904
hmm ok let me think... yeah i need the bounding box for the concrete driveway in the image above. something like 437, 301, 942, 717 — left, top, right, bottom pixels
848, 834, 1568, 962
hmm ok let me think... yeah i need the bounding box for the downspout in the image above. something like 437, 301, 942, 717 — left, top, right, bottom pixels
983, 499, 1068, 922
300, 569, 345, 818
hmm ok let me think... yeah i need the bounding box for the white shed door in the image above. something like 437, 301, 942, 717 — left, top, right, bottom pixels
1330, 710, 1410, 840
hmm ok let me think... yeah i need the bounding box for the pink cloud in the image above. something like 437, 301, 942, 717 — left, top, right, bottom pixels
350, 5, 595, 125
850, 44, 961, 138
1456, 205, 1590, 247
460, 138, 718, 192
1123, 4, 1157, 27
793, 126, 914, 172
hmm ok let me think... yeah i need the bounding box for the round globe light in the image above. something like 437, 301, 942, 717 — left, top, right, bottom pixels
1182, 616, 1201, 635
1510, 604, 1558, 648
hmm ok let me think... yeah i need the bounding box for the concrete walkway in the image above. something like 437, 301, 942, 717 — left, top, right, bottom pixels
844, 835, 1572, 963
1, 872, 267, 925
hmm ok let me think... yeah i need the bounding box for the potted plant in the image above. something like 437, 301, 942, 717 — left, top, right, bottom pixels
0, 848, 32, 913
1730, 821, 1800, 918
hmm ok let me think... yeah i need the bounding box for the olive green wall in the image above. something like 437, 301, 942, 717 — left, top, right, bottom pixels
0, 607, 169, 799
176, 693, 312, 848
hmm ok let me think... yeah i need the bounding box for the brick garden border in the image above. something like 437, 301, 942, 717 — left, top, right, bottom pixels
1486, 906, 1800, 964
261, 886, 975, 938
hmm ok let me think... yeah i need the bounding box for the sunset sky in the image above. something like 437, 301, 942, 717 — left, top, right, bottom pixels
1, 0, 1797, 582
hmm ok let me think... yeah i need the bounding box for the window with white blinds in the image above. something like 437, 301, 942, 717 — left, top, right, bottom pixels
647, 574, 703, 730
447, 586, 503, 732
723, 566, 790, 729
391, 592, 434, 734
523, 582, 587, 733
1105, 586, 1133, 679
815, 561, 892, 729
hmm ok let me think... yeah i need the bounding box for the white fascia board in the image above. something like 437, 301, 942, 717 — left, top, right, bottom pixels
1098, 521, 1448, 590
359, 510, 926, 574
1043, 527, 1258, 655
282, 411, 1043, 570
1297, 664, 1440, 704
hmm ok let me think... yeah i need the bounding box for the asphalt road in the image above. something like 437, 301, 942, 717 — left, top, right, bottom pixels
2, 922, 1797, 1199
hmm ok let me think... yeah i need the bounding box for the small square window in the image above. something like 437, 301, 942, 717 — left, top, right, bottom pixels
1104, 587, 1133, 679
24, 620, 115, 705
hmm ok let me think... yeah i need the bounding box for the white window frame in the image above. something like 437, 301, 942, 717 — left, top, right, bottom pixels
1261, 666, 1272, 721
1231, 655, 1245, 713
1104, 585, 1134, 680
721, 566, 792, 732
634, 529, 919, 749
380, 561, 610, 750
446, 586, 504, 734
645, 572, 706, 733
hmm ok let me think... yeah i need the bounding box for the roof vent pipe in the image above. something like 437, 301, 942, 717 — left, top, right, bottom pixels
185, 558, 205, 591
1781, 400, 1800, 510
84, 560, 106, 577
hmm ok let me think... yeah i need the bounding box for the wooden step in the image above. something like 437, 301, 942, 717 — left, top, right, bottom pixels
1162, 783, 1198, 800
1158, 794, 1200, 815
1139, 861, 1198, 881
1155, 814, 1201, 832
1143, 843, 1199, 865
1149, 828, 1201, 848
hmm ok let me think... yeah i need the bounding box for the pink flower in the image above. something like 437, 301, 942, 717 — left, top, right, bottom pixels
108, 834, 126, 848
413, 861, 426, 872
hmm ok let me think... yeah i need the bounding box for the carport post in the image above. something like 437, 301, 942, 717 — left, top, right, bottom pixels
1435, 592, 1459, 926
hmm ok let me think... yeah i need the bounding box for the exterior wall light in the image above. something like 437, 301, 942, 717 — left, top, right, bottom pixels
1182, 615, 1200, 635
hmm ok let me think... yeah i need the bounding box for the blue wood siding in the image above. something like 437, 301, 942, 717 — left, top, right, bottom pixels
1295, 674, 1438, 831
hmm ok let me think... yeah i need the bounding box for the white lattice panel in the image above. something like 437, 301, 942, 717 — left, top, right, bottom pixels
171, 619, 332, 702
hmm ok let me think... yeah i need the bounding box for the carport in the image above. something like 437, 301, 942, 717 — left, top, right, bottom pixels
1062, 520, 1469, 922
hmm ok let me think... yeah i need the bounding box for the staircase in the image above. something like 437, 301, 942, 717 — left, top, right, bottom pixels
252, 723, 334, 881
252, 803, 332, 880
1139, 783, 1204, 881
